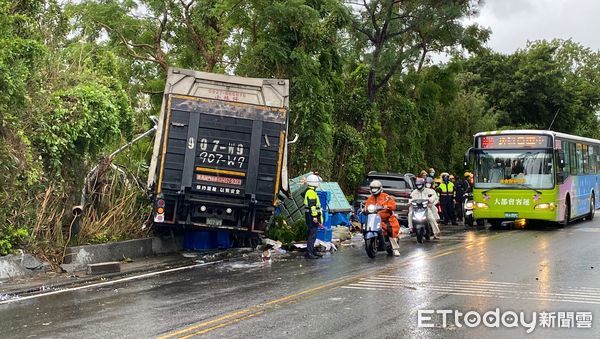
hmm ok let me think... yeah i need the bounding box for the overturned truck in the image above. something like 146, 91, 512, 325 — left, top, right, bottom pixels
148, 67, 290, 233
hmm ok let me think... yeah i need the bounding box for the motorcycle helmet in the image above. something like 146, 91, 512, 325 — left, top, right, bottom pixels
415, 178, 425, 190
369, 180, 383, 195
306, 174, 320, 188
425, 177, 434, 188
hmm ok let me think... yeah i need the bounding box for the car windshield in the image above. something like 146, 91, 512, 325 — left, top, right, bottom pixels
474, 149, 554, 189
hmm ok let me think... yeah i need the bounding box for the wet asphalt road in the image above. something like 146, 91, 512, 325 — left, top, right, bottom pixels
2, 218, 600, 338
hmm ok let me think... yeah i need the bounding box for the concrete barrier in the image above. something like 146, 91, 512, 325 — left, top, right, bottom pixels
0, 254, 48, 280
1, 236, 185, 278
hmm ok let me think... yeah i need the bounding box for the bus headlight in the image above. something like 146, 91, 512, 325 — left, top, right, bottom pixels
534, 203, 556, 211
475, 202, 489, 209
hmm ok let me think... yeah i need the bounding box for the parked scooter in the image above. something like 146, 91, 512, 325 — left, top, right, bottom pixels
411, 199, 434, 244
361, 203, 395, 258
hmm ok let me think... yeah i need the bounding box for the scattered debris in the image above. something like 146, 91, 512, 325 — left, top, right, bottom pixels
315, 239, 337, 252
0, 293, 18, 301
121, 257, 134, 263
262, 238, 283, 250
262, 244, 273, 263
181, 253, 198, 258
87, 262, 121, 275
332, 226, 352, 242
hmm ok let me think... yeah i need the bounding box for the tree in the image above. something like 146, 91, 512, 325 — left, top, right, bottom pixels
462, 40, 600, 137
348, 0, 488, 102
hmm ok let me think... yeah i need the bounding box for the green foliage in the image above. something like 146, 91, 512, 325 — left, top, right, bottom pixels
0, 225, 29, 256
34, 80, 133, 175
266, 215, 307, 244
461, 40, 600, 137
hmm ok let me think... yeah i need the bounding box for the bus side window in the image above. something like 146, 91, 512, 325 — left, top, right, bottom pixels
582, 144, 589, 174
570, 142, 579, 175
590, 146, 600, 174
589, 145, 596, 174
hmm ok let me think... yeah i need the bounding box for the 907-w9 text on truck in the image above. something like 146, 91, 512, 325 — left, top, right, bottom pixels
147, 68, 291, 233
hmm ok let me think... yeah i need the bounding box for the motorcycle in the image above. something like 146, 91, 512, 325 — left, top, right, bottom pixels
411, 199, 434, 244
463, 192, 475, 227
361, 203, 395, 258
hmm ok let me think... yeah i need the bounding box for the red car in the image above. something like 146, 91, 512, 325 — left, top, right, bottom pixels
354, 172, 417, 226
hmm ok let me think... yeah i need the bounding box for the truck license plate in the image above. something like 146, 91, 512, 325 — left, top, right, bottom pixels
505, 212, 519, 218
206, 218, 223, 226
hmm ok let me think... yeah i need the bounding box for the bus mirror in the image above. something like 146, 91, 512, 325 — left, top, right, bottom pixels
464, 147, 473, 169
558, 150, 565, 169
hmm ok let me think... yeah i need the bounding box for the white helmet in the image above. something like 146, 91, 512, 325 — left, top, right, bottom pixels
369, 180, 383, 195
306, 174, 320, 187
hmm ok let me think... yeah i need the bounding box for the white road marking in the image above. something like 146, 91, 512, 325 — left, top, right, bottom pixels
342, 275, 600, 305
0, 261, 221, 306
574, 228, 600, 232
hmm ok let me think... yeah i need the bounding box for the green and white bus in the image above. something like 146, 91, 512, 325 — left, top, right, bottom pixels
466, 130, 600, 227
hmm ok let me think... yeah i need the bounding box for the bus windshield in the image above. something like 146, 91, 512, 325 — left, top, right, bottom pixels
474, 149, 554, 189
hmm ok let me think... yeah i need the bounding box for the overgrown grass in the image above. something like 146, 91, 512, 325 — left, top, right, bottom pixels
77, 176, 150, 246
5, 172, 151, 265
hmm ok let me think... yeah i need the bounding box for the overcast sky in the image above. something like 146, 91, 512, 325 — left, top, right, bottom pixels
469, 0, 600, 53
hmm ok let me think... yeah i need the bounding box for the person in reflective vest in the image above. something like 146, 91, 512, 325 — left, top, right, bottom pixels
439, 173, 457, 225
304, 174, 323, 259
365, 180, 401, 256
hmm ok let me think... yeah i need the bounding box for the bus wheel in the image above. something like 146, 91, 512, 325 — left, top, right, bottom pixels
587, 194, 595, 221
560, 200, 570, 228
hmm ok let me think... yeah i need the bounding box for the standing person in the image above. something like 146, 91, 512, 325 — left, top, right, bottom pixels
408, 178, 441, 239
438, 173, 457, 225
453, 174, 465, 222
426, 177, 441, 222
427, 168, 436, 180
304, 174, 323, 259
364, 180, 401, 256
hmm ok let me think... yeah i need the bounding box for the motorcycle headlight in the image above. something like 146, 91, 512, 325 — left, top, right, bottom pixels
465, 202, 474, 209
421, 202, 428, 207
367, 204, 376, 213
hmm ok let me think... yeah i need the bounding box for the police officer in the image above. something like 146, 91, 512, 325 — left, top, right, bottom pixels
304, 174, 323, 259
439, 173, 457, 225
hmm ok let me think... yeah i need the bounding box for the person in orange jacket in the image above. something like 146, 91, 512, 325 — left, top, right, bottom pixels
364, 180, 401, 256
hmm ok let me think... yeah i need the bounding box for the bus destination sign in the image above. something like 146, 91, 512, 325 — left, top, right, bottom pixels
480, 135, 550, 149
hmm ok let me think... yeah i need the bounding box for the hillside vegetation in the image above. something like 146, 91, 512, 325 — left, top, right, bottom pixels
1, 0, 599, 258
